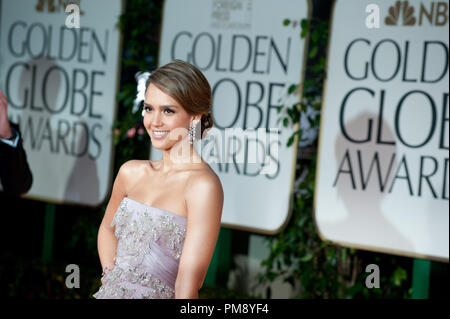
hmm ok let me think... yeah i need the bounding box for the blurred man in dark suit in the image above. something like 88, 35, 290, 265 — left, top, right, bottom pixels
0, 90, 33, 196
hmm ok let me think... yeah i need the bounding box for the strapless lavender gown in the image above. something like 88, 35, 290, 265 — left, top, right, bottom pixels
93, 197, 187, 299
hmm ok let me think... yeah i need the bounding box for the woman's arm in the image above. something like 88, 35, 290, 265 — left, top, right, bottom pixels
175, 172, 224, 298
97, 161, 134, 278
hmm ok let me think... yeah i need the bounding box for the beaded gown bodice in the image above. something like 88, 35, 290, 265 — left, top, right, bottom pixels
93, 197, 187, 299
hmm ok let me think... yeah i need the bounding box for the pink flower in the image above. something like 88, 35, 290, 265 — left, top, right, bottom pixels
127, 127, 136, 138
114, 129, 120, 135
137, 127, 144, 135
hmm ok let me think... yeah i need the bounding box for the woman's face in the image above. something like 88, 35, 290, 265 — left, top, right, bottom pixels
143, 83, 193, 150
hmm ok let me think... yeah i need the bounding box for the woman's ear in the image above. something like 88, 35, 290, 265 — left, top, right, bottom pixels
191, 114, 202, 124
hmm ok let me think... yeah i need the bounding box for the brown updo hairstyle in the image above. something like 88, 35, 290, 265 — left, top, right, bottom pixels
145, 60, 214, 138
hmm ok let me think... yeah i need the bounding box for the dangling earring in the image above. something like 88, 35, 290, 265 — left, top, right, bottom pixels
188, 122, 195, 144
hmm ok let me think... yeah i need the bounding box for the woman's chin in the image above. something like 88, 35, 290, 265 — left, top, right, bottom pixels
150, 140, 170, 150
150, 137, 180, 150
150, 137, 190, 151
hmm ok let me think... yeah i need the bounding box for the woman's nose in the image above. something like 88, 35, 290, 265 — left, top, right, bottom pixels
151, 111, 162, 126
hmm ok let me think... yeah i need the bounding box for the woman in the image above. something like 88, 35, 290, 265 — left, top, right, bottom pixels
93, 60, 224, 299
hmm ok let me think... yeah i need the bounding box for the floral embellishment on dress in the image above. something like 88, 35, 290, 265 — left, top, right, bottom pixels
111, 199, 186, 263
94, 198, 187, 299
93, 265, 174, 299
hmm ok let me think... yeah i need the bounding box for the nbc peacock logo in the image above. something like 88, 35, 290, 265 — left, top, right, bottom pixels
384, 1, 448, 26
385, 1, 416, 25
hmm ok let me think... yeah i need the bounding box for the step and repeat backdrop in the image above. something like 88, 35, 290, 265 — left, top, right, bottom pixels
0, 0, 123, 206
315, 0, 449, 261
1, 0, 447, 261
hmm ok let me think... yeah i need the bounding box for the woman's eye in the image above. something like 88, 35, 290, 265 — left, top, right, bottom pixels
164, 108, 175, 114
144, 106, 152, 112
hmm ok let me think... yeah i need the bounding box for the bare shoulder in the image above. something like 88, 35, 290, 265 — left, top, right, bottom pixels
186, 165, 224, 205
118, 160, 149, 178
114, 160, 148, 192
186, 164, 223, 198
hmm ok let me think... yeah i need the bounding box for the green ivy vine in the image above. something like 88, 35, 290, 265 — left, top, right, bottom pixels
113, 0, 164, 172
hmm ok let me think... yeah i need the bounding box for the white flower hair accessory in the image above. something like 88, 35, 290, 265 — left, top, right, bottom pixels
132, 71, 151, 116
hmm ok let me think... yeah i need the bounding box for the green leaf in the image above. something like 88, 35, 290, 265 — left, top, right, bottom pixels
288, 84, 298, 94
283, 19, 291, 26
312, 30, 319, 43
300, 253, 313, 262
276, 105, 283, 114
300, 28, 308, 39
301, 19, 308, 30
327, 247, 336, 263
309, 46, 318, 59
392, 267, 407, 287
287, 135, 295, 147
267, 272, 277, 282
